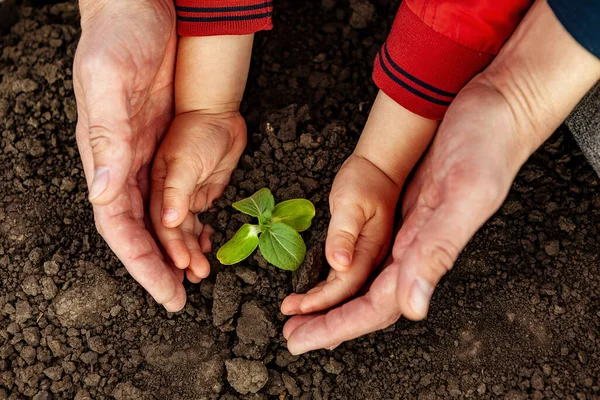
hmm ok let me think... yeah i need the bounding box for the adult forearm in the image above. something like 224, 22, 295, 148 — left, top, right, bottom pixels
477, 0, 600, 154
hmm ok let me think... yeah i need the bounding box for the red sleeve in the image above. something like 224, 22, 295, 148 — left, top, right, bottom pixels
176, 0, 273, 36
373, 0, 532, 120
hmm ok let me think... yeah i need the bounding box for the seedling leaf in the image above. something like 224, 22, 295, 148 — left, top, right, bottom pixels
259, 222, 306, 271
217, 224, 260, 265
271, 199, 315, 232
232, 188, 275, 218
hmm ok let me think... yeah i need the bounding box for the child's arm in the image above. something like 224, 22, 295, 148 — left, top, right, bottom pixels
282, 91, 437, 315
149, 34, 253, 283
148, 1, 274, 288
353, 91, 438, 188
176, 34, 254, 115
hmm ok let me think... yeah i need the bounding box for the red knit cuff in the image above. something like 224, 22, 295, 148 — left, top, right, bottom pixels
373, 2, 496, 120
176, 0, 273, 37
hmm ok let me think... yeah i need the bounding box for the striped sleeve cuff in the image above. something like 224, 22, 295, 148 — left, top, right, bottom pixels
176, 0, 273, 37
373, 2, 495, 120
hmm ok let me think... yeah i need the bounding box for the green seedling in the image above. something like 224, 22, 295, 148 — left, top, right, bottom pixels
217, 188, 315, 271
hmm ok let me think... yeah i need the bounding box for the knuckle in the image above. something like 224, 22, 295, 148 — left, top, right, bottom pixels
342, 281, 361, 300
369, 295, 400, 330
77, 50, 115, 83
329, 188, 358, 211
335, 229, 357, 247
422, 239, 459, 276
475, 179, 506, 209
162, 185, 184, 200
88, 123, 133, 159
88, 125, 113, 155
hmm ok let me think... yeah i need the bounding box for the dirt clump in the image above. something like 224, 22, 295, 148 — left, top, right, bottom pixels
212, 271, 242, 331
234, 300, 276, 359
225, 358, 269, 394
50, 267, 118, 328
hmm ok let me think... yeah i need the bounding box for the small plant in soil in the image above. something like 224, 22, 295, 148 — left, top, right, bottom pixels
217, 188, 315, 271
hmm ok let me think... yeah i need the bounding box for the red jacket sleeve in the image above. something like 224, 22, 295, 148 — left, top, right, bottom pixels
373, 0, 532, 120
175, 0, 273, 36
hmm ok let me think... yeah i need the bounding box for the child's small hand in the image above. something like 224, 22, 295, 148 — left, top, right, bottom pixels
281, 91, 438, 319
150, 110, 246, 283
281, 153, 400, 315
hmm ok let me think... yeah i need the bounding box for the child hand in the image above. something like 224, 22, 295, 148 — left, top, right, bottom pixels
281, 91, 438, 319
281, 153, 400, 315
150, 110, 246, 283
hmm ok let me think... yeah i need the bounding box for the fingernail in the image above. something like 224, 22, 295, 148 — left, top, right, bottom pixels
334, 250, 351, 267
88, 167, 109, 201
162, 208, 180, 223
409, 277, 434, 317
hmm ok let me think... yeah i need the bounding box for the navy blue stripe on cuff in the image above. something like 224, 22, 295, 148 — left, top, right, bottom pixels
378, 49, 452, 106
176, 1, 273, 14
383, 42, 456, 99
178, 11, 272, 23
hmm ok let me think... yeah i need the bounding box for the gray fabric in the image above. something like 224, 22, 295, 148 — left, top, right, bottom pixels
567, 82, 600, 175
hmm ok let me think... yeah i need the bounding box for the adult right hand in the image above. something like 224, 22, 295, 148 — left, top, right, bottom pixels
282, 0, 600, 354
74, 0, 186, 311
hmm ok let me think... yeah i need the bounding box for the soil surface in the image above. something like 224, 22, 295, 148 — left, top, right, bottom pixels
1, 2, 600, 399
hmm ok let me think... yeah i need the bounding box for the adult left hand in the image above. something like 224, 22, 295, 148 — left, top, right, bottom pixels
282, 0, 600, 354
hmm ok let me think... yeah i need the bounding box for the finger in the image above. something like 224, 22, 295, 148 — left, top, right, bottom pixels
181, 214, 211, 280
171, 263, 185, 282
150, 159, 191, 269
94, 195, 183, 306
163, 278, 187, 312
199, 224, 214, 253
281, 256, 366, 315
160, 156, 197, 228
283, 314, 343, 350
81, 74, 134, 206
186, 268, 202, 284
281, 281, 327, 315
283, 314, 321, 339
285, 268, 402, 355
391, 178, 506, 321
325, 201, 367, 272
283, 216, 391, 315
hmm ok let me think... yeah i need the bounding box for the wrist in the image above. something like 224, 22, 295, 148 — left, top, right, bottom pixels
354, 91, 438, 185
176, 34, 253, 114
79, 0, 172, 27
475, 0, 600, 156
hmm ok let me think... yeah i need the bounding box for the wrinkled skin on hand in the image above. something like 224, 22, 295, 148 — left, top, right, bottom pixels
74, 0, 188, 311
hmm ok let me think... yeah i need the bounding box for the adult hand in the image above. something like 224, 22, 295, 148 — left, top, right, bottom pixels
283, 0, 600, 354
73, 0, 186, 311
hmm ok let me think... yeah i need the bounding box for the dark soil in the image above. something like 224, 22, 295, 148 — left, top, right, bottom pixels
1, 1, 600, 399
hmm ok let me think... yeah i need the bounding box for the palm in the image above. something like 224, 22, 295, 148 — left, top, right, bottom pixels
74, 1, 187, 309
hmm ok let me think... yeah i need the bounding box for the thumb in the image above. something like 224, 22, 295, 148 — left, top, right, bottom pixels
326, 200, 368, 272
85, 86, 134, 205
153, 156, 195, 228
391, 179, 506, 320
